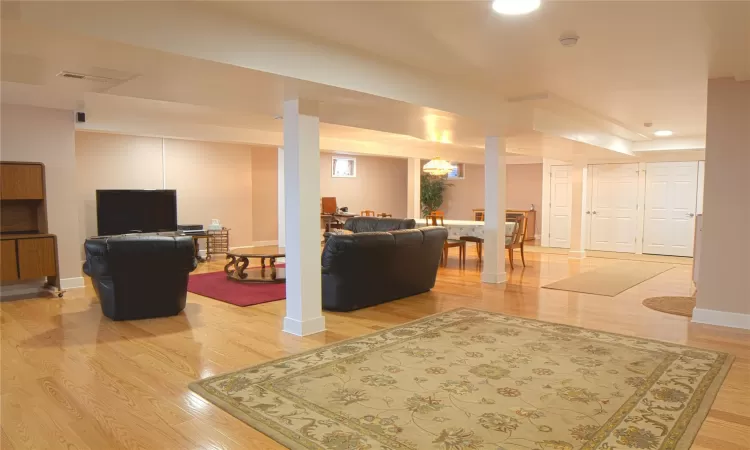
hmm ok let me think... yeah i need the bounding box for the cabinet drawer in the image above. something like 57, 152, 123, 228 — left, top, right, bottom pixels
0, 240, 19, 281
18, 237, 56, 279
0, 164, 44, 200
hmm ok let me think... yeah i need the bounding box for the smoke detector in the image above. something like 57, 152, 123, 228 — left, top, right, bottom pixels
559, 33, 579, 47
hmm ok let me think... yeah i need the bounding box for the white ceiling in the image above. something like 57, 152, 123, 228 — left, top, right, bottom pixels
0, 18, 622, 163
2, 0, 734, 160
223, 0, 750, 137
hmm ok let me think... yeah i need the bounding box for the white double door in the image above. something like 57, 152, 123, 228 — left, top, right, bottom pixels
642, 162, 699, 257
587, 164, 639, 253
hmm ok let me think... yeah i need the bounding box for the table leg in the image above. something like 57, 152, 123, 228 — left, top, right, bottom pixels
194, 238, 205, 263
269, 257, 277, 280
224, 255, 237, 277
260, 257, 266, 269
235, 256, 249, 279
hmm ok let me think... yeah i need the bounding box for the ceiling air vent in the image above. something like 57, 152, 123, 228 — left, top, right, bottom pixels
56, 71, 118, 83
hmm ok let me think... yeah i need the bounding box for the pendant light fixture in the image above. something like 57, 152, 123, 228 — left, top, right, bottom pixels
423, 158, 454, 176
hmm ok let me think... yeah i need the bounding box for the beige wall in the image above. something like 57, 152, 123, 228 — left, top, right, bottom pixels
442, 163, 543, 234
1, 104, 82, 280
320, 153, 408, 217
696, 78, 750, 318
250, 147, 278, 242
164, 139, 254, 247
441, 163, 485, 220
76, 132, 163, 246
75, 132, 257, 248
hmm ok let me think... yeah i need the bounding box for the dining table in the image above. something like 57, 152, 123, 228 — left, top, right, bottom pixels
413, 219, 517, 242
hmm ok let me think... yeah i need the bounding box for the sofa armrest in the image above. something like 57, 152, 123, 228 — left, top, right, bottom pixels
83, 239, 110, 277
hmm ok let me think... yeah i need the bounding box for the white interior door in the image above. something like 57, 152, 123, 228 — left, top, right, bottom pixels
643, 162, 699, 256
588, 164, 639, 252
548, 165, 572, 248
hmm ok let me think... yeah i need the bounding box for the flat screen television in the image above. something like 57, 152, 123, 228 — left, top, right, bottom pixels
96, 190, 178, 236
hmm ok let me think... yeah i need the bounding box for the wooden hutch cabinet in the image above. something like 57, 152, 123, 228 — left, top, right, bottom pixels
0, 162, 61, 295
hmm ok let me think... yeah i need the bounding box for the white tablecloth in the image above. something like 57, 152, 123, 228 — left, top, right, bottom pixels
414, 219, 517, 241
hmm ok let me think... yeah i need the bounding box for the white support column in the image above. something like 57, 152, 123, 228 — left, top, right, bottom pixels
407, 158, 421, 219
569, 156, 588, 259
482, 136, 507, 284
277, 147, 285, 248
282, 99, 325, 336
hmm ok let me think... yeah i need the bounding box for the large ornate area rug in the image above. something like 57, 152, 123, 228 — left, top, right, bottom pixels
189, 309, 732, 450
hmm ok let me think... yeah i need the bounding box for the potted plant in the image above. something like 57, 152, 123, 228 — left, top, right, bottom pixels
420, 173, 452, 217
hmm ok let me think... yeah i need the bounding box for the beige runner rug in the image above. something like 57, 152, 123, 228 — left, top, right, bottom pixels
543, 262, 673, 296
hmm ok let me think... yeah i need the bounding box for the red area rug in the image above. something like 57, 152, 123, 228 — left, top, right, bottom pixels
187, 269, 285, 307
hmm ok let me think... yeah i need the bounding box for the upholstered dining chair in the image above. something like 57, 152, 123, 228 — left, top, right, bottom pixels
427, 214, 466, 268
459, 213, 527, 269
360, 210, 376, 217
378, 212, 392, 218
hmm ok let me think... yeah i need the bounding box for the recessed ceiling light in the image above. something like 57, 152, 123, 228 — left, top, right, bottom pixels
654, 130, 673, 137
492, 0, 541, 15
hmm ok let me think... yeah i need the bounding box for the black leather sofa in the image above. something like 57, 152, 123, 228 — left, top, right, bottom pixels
321, 226, 448, 311
83, 235, 197, 320
343, 217, 416, 233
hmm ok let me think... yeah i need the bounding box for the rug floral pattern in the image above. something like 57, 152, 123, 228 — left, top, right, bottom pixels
190, 309, 732, 450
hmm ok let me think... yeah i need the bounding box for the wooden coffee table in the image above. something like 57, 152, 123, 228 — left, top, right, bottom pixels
224, 247, 285, 283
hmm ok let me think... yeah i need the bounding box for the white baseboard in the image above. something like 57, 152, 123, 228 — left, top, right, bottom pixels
283, 316, 326, 336
198, 241, 280, 258
692, 308, 750, 330
240, 240, 278, 248
61, 277, 85, 289
568, 250, 587, 259
481, 271, 508, 284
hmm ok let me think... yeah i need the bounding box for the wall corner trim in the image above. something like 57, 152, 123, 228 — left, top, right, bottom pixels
692, 308, 750, 330
61, 277, 85, 289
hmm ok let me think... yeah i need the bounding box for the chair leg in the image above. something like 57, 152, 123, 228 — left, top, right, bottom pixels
508, 248, 514, 270
477, 242, 483, 262
520, 244, 526, 267
461, 245, 466, 268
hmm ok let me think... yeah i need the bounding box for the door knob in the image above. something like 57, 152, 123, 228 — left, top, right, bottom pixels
586, 211, 591, 215
687, 213, 695, 217
592, 211, 597, 215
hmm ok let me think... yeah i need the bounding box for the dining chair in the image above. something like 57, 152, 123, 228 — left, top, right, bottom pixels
460, 212, 527, 269
360, 210, 376, 217
427, 214, 466, 268
425, 211, 445, 226
472, 209, 485, 221
505, 213, 527, 269
378, 212, 392, 217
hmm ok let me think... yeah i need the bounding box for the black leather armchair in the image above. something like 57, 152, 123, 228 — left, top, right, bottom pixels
343, 217, 416, 233
321, 226, 448, 311
83, 235, 197, 320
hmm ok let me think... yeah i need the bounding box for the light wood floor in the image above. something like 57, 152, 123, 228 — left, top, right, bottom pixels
1, 250, 748, 450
